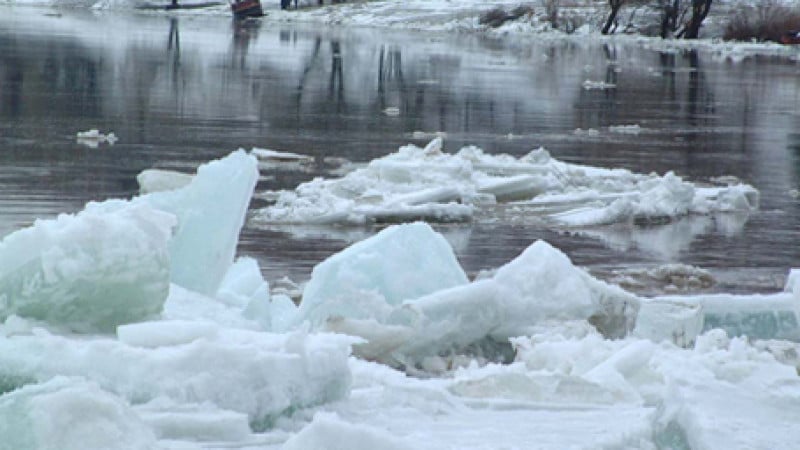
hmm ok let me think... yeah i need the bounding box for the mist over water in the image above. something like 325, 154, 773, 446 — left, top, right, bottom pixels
1, 9, 798, 294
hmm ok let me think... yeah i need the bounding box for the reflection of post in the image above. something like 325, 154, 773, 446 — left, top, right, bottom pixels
377, 45, 404, 109
603, 43, 618, 93
167, 18, 180, 84
329, 41, 344, 106
659, 51, 676, 101
2, 59, 23, 116
686, 49, 714, 125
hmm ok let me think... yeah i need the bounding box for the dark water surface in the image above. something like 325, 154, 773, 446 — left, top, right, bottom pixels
1, 8, 799, 295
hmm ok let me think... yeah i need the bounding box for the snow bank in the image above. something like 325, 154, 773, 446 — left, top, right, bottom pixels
0, 377, 159, 450
0, 327, 355, 430
0, 204, 174, 333
255, 139, 758, 228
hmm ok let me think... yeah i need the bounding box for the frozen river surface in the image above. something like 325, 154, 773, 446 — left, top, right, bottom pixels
1, 9, 799, 294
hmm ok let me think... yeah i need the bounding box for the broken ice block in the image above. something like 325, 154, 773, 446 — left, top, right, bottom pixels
633, 299, 704, 347
298, 222, 468, 327
0, 204, 174, 333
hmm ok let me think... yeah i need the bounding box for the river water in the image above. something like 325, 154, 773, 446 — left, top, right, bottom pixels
1, 8, 799, 295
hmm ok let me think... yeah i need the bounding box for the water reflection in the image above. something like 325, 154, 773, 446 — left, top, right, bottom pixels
1, 12, 799, 292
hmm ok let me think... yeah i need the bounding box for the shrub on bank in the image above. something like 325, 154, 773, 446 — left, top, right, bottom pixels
723, 2, 800, 43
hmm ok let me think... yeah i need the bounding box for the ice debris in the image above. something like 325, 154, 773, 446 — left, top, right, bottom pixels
255, 139, 758, 227
295, 222, 639, 366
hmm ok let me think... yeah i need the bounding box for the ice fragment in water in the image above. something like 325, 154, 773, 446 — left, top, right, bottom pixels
0, 203, 174, 333
136, 169, 193, 194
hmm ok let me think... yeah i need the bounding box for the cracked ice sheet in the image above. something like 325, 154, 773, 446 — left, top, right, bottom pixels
253, 139, 758, 228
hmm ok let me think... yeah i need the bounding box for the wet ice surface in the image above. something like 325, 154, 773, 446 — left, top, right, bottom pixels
0, 9, 799, 297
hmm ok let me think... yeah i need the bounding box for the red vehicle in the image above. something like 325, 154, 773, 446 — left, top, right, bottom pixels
780, 31, 800, 45
231, 0, 263, 18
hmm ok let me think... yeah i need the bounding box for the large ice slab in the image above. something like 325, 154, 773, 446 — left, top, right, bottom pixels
0, 327, 355, 430
316, 235, 639, 366
254, 140, 758, 227
0, 203, 174, 333
0, 377, 159, 450
137, 150, 259, 295
298, 222, 469, 328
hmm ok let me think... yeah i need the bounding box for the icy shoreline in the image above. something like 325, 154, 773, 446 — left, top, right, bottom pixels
3, 0, 800, 62
0, 148, 797, 449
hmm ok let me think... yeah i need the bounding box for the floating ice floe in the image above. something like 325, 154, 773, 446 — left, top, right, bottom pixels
76, 129, 118, 148
136, 169, 193, 194
609, 124, 643, 135
254, 138, 759, 228
252, 147, 316, 173
582, 80, 616, 90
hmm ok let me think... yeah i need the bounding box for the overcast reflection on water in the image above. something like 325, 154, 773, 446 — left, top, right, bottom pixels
1, 10, 798, 294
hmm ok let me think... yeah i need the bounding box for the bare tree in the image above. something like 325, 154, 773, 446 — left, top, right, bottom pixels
544, 0, 560, 29
602, 0, 625, 35
678, 0, 713, 39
